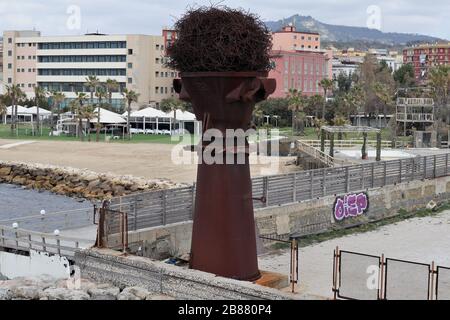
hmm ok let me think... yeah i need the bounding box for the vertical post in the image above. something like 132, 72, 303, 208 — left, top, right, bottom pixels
28, 234, 32, 250
322, 168, 327, 197
399, 160, 402, 183
191, 183, 196, 220
42, 237, 46, 252
310, 171, 314, 200
379, 254, 385, 300
424, 156, 427, 180
133, 196, 138, 231
384, 161, 387, 186
329, 133, 335, 158
293, 173, 297, 203
162, 190, 167, 225
371, 162, 375, 188
345, 166, 350, 193
376, 132, 382, 162
56, 238, 61, 255
362, 132, 368, 160
430, 261, 435, 300
264, 176, 269, 207
446, 153, 449, 176
433, 155, 437, 178
15, 231, 19, 249
320, 129, 326, 153
1, 229, 4, 246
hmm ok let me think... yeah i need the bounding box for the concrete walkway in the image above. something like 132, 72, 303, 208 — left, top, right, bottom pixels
0, 140, 36, 150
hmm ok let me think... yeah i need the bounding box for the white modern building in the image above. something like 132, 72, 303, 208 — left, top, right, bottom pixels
2, 30, 179, 110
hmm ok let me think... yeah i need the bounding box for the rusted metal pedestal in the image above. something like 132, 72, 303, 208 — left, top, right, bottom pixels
174, 72, 276, 281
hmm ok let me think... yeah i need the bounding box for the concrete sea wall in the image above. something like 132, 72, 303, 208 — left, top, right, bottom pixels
127, 175, 450, 258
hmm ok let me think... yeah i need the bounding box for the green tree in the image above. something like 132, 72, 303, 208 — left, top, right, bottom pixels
429, 65, 450, 115
49, 92, 66, 136
95, 85, 107, 142
393, 64, 416, 87
5, 85, 26, 135
33, 85, 47, 135
85, 76, 100, 105
122, 89, 140, 140
319, 78, 334, 118
287, 89, 307, 136
73, 92, 88, 141
105, 79, 120, 109
373, 82, 394, 127
160, 97, 187, 135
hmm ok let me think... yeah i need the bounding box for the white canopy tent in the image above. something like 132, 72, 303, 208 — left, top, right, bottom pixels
126, 107, 200, 135
26, 106, 52, 116
4, 106, 33, 124
91, 108, 126, 124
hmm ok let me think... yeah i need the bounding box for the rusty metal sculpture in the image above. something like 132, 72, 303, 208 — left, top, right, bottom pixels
168, 6, 276, 281
174, 73, 275, 281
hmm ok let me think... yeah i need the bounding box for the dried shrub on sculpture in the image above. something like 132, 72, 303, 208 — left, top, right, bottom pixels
169, 6, 276, 281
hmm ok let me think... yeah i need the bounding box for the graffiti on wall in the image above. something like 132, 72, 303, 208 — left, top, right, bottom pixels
333, 192, 369, 221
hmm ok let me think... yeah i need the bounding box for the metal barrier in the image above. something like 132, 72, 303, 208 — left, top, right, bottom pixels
106, 153, 450, 232
0, 224, 89, 258
333, 247, 449, 300
260, 235, 298, 293
0, 207, 95, 233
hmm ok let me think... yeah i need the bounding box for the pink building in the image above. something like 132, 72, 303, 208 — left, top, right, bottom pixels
269, 50, 331, 98
272, 25, 321, 52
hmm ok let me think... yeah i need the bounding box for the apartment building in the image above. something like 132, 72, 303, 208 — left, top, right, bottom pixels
269, 24, 332, 97
403, 43, 450, 83
2, 30, 178, 109
272, 24, 321, 51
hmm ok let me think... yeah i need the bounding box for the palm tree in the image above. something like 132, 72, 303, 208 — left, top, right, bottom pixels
105, 79, 119, 109
287, 89, 306, 136
313, 118, 328, 139
95, 85, 107, 142
0, 95, 7, 124
5, 85, 26, 136
49, 92, 66, 136
333, 115, 350, 140
81, 105, 97, 142
160, 97, 187, 135
73, 92, 88, 141
319, 79, 334, 119
85, 76, 100, 105
122, 88, 140, 140
33, 85, 47, 135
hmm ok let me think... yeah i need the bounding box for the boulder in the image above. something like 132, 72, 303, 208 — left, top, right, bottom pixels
12, 286, 41, 300
88, 287, 120, 300
41, 288, 90, 300
121, 287, 150, 300
0, 167, 12, 176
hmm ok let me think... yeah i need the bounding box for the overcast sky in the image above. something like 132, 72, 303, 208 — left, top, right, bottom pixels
0, 0, 448, 39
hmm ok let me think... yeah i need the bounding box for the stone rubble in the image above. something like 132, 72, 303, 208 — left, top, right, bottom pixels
0, 161, 185, 200
0, 275, 174, 300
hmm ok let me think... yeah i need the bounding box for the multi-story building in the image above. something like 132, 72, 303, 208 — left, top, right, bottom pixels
2, 30, 178, 109
403, 43, 450, 83
272, 24, 321, 52
268, 25, 332, 98
269, 50, 331, 97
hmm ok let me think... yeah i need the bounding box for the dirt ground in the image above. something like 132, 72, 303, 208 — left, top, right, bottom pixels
258, 210, 450, 299
0, 139, 298, 184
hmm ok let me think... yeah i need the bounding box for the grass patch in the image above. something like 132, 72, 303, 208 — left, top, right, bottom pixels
0, 124, 198, 145
269, 202, 450, 250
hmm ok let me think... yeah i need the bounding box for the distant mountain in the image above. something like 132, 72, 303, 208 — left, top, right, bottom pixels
265, 14, 445, 46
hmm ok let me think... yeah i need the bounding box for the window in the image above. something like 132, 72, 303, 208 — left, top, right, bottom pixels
155, 71, 159, 77
17, 68, 20, 72
8, 63, 12, 69
155, 87, 159, 94
156, 44, 160, 50
28, 68, 32, 72
17, 56, 21, 60
29, 43, 32, 47
128, 78, 133, 84
128, 63, 133, 69
21, 69, 25, 72
128, 49, 133, 55
8, 50, 12, 57
156, 58, 160, 64
8, 78, 12, 84
28, 56, 32, 60
28, 84, 32, 88
8, 38, 12, 44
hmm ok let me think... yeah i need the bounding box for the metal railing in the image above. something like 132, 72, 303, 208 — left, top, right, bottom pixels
298, 139, 394, 149
333, 247, 447, 300
105, 152, 450, 232
296, 140, 351, 167
397, 97, 435, 106
0, 224, 90, 258
0, 207, 95, 233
